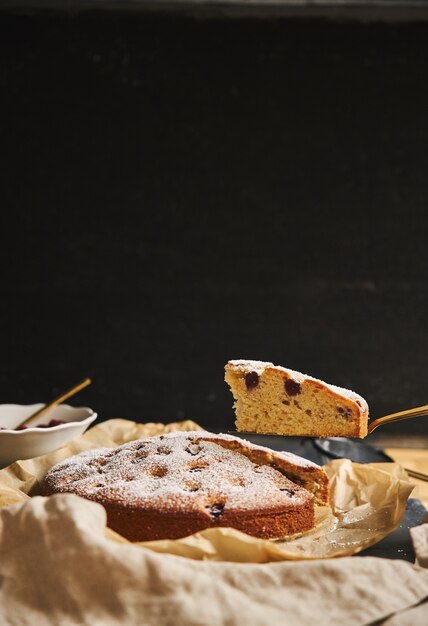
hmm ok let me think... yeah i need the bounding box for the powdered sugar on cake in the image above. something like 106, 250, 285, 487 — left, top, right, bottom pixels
43, 431, 314, 514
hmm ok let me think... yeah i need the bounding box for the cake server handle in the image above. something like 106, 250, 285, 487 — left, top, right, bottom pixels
367, 404, 428, 434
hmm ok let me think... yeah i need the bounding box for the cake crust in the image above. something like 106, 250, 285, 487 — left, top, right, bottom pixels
42, 431, 329, 542
225, 360, 369, 438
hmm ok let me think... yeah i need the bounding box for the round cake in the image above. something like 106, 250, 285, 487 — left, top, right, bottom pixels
42, 431, 329, 542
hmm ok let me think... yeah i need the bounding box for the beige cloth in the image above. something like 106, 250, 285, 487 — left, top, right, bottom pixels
0, 494, 427, 626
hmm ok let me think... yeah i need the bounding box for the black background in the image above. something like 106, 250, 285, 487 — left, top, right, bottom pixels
1, 11, 428, 437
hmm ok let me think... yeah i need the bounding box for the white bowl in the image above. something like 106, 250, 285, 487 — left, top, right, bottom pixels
0, 403, 97, 467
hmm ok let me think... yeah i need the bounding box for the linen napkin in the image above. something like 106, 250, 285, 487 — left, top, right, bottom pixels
0, 494, 427, 626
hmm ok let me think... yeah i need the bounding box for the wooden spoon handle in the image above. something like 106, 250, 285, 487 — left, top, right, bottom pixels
19, 378, 92, 428
405, 468, 428, 482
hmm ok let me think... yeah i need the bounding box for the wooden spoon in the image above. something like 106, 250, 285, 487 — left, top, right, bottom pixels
18, 378, 92, 429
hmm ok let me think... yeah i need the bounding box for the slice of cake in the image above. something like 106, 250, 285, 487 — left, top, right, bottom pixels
42, 431, 329, 541
225, 360, 369, 438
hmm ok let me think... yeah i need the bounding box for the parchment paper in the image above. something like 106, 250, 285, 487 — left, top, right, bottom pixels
0, 419, 415, 562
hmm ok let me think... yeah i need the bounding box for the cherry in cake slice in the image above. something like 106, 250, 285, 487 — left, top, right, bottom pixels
225, 360, 369, 438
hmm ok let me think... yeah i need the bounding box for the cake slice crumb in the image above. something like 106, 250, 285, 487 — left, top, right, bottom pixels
225, 359, 368, 438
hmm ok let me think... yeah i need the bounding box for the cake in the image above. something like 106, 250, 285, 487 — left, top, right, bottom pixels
42, 431, 329, 541
225, 360, 369, 438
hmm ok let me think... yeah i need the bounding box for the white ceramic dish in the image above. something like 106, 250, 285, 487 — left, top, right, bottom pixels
0, 403, 97, 468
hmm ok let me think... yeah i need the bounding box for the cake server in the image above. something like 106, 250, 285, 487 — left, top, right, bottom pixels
366, 404, 428, 435
231, 404, 428, 482
313, 438, 428, 482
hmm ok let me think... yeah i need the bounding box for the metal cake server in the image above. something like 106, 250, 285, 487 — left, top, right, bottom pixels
316, 404, 428, 480
313, 438, 428, 482
233, 404, 428, 482
366, 404, 428, 434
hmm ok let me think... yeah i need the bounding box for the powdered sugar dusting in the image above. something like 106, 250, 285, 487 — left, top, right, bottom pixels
208, 431, 319, 469
228, 360, 270, 375
43, 431, 312, 514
